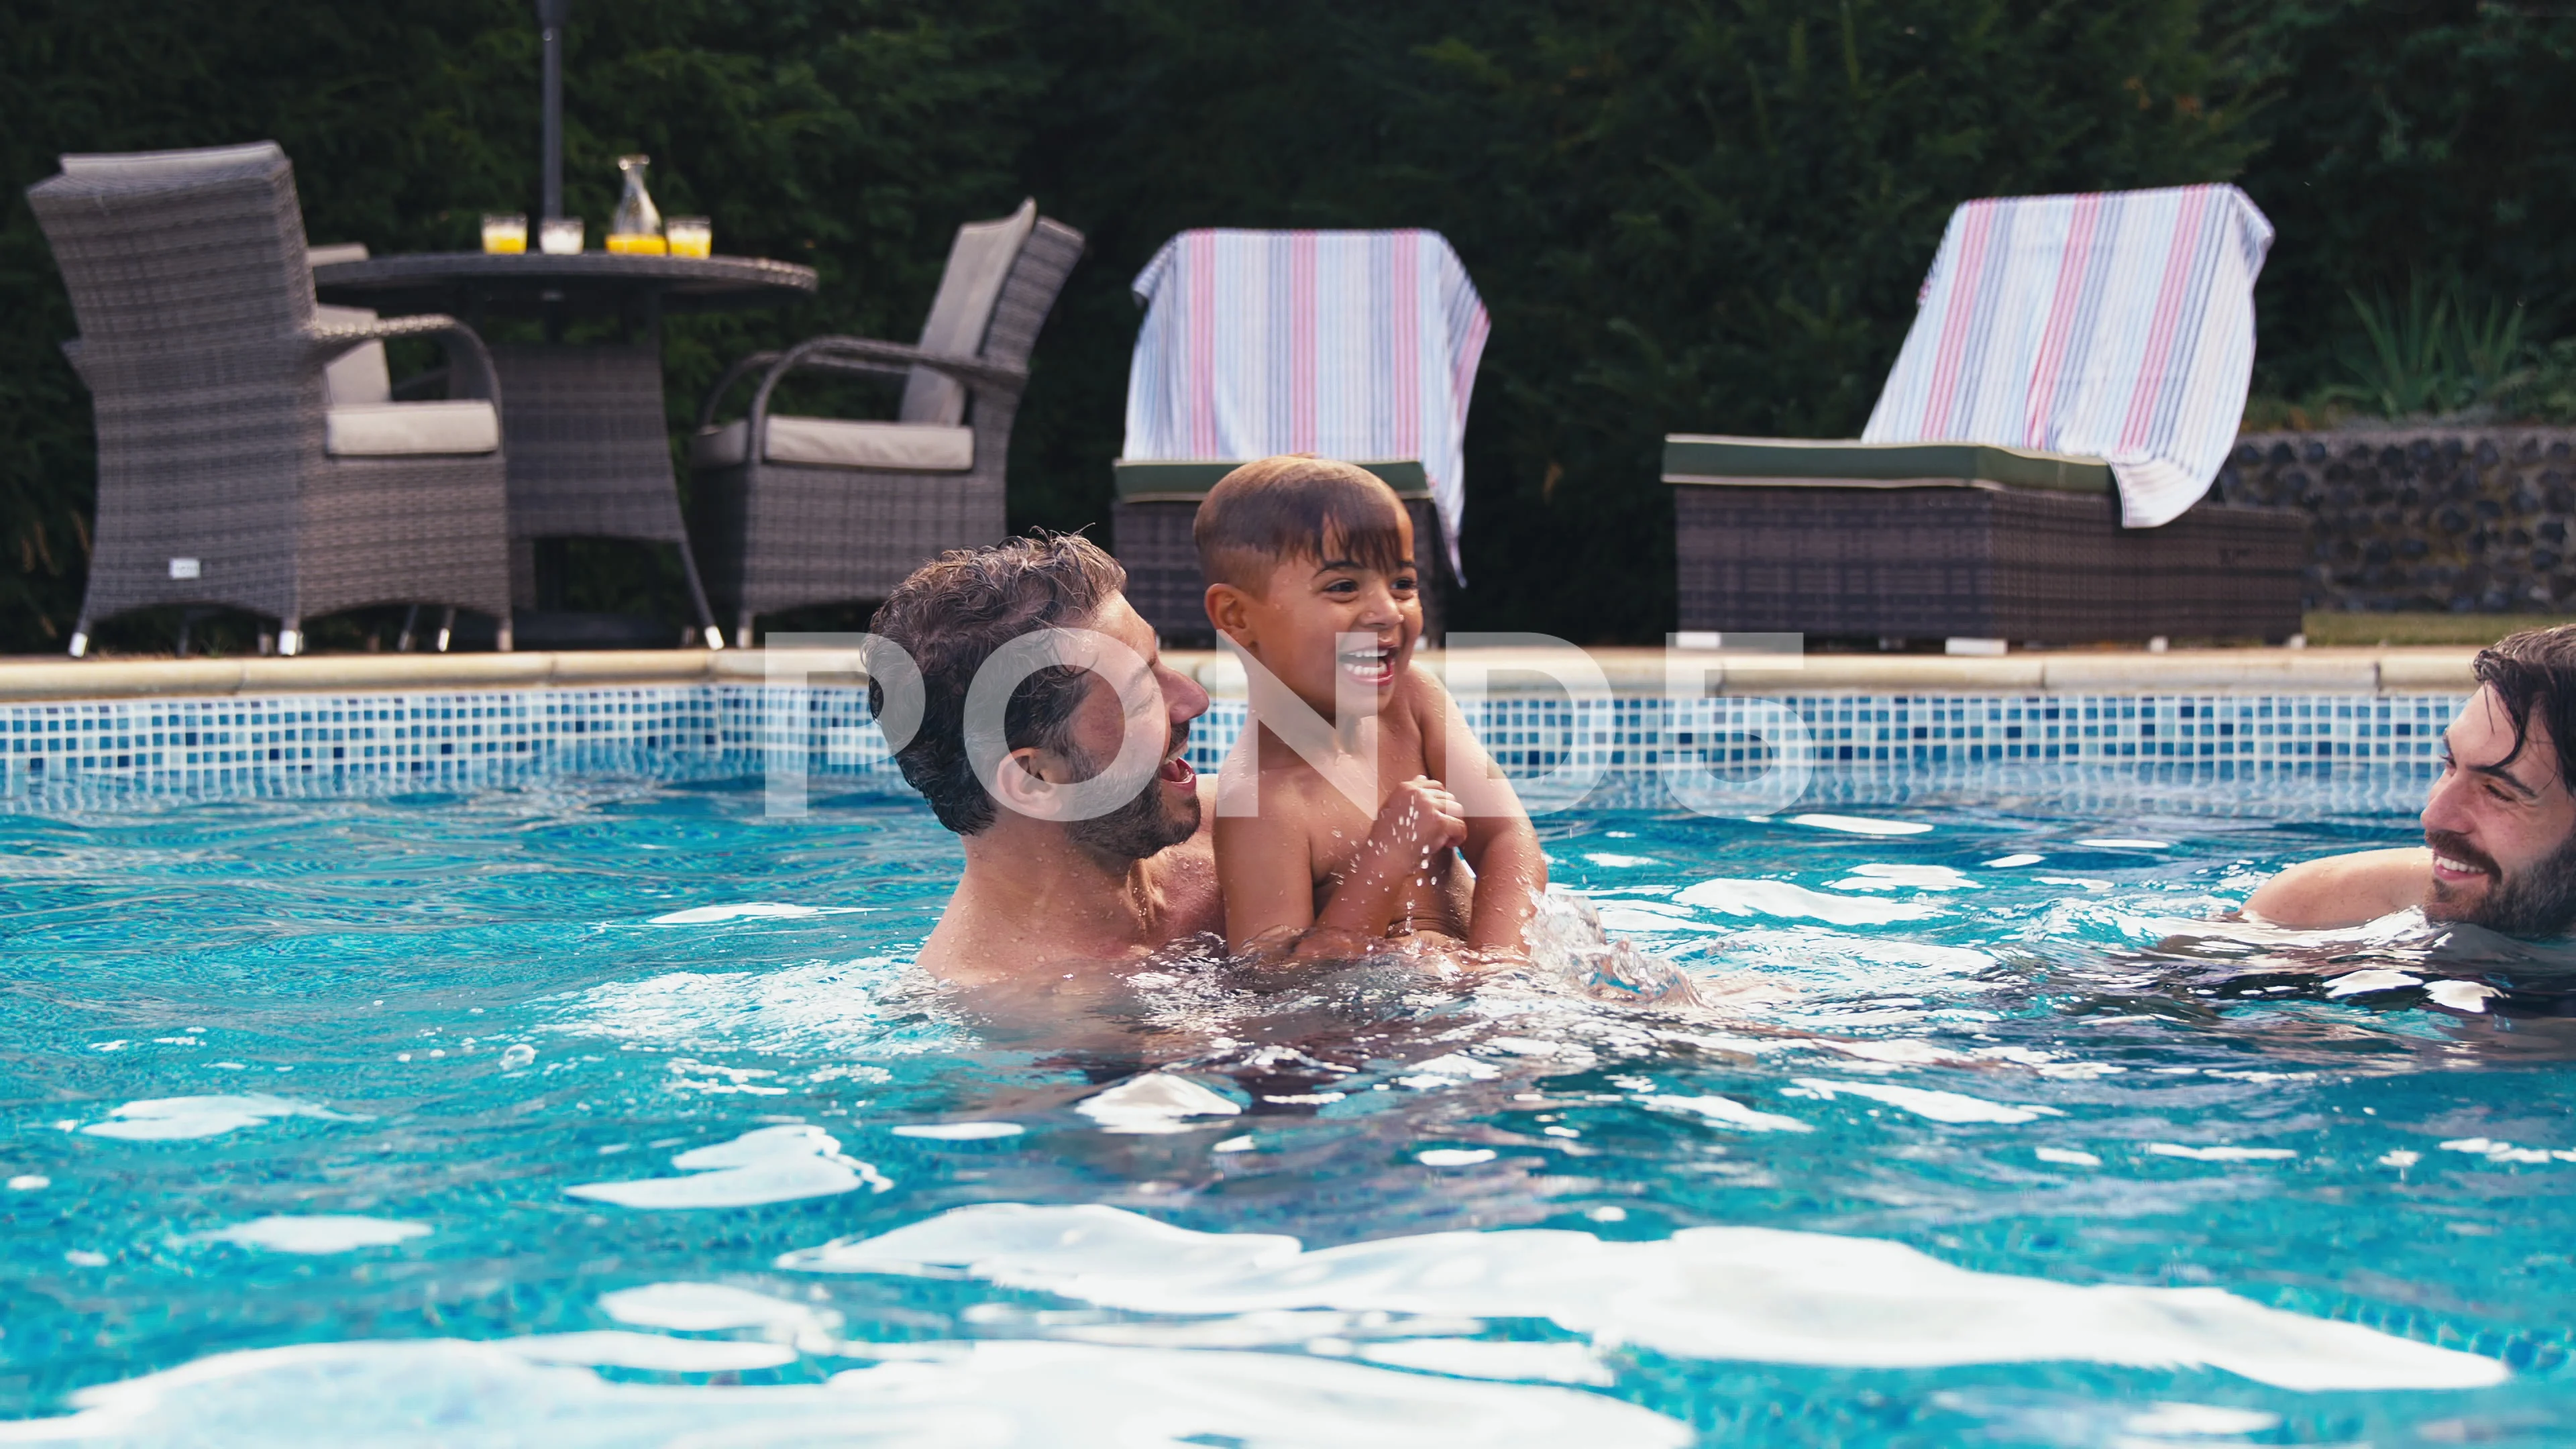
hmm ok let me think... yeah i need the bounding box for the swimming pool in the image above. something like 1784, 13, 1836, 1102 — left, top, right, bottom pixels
3, 689, 2571, 1446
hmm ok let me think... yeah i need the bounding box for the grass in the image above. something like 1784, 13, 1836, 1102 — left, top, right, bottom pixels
2302, 611, 2576, 647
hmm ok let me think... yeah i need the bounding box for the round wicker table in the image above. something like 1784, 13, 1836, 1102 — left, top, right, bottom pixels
314, 252, 820, 633
312, 250, 817, 317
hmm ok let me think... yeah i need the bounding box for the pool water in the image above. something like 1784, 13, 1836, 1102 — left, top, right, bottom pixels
4, 776, 2574, 1446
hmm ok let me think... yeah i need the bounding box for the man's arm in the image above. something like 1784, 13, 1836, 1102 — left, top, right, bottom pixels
2243, 847, 2430, 928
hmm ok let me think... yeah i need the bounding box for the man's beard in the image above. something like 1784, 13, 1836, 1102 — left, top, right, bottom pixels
2426, 826, 2576, 938
1061, 717, 1200, 863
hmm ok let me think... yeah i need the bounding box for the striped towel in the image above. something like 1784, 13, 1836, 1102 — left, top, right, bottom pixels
1122, 229, 1491, 576
1862, 184, 2275, 529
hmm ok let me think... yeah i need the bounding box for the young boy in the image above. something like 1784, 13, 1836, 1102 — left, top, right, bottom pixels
1197, 455, 1547, 959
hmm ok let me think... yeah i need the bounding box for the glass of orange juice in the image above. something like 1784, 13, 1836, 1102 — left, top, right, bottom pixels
481, 213, 527, 254
664, 217, 712, 259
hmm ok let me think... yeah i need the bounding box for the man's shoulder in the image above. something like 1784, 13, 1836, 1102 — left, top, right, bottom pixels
2244, 847, 2429, 929
1149, 830, 1226, 941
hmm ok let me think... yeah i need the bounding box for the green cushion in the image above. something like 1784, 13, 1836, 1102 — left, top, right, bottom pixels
1660, 435, 2112, 494
1113, 457, 1430, 502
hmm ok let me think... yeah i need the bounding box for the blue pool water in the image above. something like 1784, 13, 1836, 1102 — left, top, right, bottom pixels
4, 771, 2574, 1446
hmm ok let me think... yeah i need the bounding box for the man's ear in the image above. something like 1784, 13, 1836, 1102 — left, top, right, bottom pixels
1204, 581, 1256, 645
989, 743, 1063, 817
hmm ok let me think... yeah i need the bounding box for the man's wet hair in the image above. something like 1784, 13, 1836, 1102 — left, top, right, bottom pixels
869, 532, 1126, 835
1193, 454, 1413, 594
2474, 625, 2576, 794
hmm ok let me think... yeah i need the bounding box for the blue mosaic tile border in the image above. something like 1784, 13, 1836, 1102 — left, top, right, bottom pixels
1, 688, 723, 808
3, 684, 2466, 818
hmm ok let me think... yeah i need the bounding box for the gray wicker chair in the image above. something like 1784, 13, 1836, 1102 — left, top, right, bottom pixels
691, 200, 1082, 644
29, 142, 512, 657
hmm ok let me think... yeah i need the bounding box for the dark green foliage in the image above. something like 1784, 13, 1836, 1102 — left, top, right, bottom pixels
0, 0, 2548, 649
2321, 274, 2515, 421
1006, 1, 2255, 639
2220, 0, 2576, 398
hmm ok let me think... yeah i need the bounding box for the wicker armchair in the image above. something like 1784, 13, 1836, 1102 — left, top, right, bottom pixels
29, 143, 511, 657
692, 201, 1082, 643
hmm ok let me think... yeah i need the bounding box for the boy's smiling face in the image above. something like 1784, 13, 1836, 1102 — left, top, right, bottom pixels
1213, 506, 1422, 715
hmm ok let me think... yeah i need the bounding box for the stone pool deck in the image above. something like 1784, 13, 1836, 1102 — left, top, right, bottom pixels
0, 645, 2480, 703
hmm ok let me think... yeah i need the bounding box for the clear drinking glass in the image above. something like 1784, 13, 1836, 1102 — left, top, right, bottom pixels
663, 216, 712, 259
481, 213, 528, 254
607, 156, 666, 255
539, 217, 585, 255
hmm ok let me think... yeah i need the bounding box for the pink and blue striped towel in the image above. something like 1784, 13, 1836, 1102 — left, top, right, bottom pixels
1122, 229, 1491, 576
1861, 184, 2275, 528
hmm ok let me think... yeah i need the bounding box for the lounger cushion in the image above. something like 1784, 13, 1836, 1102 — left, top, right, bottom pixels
692, 416, 975, 473
314, 304, 392, 407
325, 401, 500, 457
1661, 435, 2112, 494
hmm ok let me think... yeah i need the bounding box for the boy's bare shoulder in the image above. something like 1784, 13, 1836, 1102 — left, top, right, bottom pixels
1238, 742, 1339, 825
1398, 659, 1452, 706
1391, 661, 1455, 733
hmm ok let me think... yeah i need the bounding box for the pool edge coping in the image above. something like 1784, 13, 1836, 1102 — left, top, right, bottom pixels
0, 645, 2481, 703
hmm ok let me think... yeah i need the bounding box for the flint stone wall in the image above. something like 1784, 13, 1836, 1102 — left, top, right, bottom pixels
2213, 429, 2576, 612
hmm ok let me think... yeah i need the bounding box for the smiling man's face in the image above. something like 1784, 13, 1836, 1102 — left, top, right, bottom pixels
1047, 592, 1208, 861
2422, 684, 2576, 936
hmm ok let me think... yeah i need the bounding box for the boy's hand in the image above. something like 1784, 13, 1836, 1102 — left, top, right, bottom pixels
1368, 775, 1468, 861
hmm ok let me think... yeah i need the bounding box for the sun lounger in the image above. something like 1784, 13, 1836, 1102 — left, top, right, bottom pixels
1112, 229, 1488, 645
1666, 185, 2303, 644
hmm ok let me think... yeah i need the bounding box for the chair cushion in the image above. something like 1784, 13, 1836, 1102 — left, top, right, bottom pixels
1660, 435, 2112, 494
692, 416, 975, 473
325, 401, 499, 457
314, 304, 392, 407
900, 199, 1038, 426
58, 142, 285, 181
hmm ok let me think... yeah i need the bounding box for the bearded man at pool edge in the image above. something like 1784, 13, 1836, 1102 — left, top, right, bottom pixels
2249, 626, 2576, 938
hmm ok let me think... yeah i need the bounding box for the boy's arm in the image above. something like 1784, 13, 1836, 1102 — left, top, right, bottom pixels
1220, 777, 1461, 959
1214, 802, 1321, 957
1309, 776, 1466, 946
1417, 668, 1548, 953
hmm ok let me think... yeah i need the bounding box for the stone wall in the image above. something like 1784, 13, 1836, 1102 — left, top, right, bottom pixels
2214, 429, 2576, 612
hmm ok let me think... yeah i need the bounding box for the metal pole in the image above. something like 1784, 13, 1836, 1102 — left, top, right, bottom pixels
537, 0, 572, 219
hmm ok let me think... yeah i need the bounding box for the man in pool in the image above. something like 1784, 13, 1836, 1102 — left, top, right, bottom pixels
2247, 625, 2576, 938
868, 533, 1223, 983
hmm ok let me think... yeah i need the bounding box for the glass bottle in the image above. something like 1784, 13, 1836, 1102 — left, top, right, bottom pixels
607, 155, 665, 255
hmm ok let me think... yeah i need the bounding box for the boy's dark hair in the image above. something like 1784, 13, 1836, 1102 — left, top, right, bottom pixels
2475, 624, 2576, 796
869, 532, 1127, 835
1193, 454, 1413, 593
